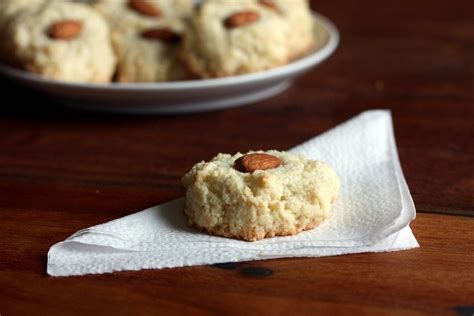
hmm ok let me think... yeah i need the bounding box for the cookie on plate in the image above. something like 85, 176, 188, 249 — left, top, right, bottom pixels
5, 1, 116, 83
0, 0, 45, 19
181, 0, 291, 78
0, 0, 46, 62
266, 0, 315, 59
201, 0, 315, 59
182, 150, 340, 241
112, 19, 191, 82
93, 0, 194, 33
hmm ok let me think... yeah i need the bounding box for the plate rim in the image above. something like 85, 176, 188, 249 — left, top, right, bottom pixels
0, 11, 339, 91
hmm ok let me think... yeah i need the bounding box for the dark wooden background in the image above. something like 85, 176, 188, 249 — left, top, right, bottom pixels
0, 0, 473, 315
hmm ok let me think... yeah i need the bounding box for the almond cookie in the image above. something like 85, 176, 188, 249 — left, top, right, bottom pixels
263, 0, 315, 59
0, 0, 45, 18
0, 0, 46, 62
93, 0, 193, 32
112, 19, 192, 82
6, 1, 116, 83
182, 150, 340, 241
181, 0, 291, 78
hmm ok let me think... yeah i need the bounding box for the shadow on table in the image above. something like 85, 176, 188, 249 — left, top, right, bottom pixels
0, 76, 217, 121
0, 77, 96, 118
0, 76, 185, 121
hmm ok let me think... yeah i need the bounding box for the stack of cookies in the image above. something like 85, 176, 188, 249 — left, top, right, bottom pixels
0, 0, 315, 83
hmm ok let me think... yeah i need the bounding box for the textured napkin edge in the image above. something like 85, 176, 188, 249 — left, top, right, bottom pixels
290, 110, 415, 245
47, 225, 418, 277
256, 225, 419, 259
347, 110, 416, 243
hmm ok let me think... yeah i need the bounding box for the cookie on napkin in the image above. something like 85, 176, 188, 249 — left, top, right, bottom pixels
182, 150, 340, 241
47, 110, 418, 277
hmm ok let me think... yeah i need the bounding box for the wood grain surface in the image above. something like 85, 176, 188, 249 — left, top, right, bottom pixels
0, 0, 473, 315
0, 214, 473, 315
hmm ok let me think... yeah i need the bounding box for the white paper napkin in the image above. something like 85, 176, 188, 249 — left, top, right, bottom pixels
48, 110, 419, 276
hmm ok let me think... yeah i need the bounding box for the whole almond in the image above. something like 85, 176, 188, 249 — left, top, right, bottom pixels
129, 0, 161, 17
224, 11, 260, 29
234, 153, 281, 173
141, 27, 181, 44
259, 0, 280, 13
48, 20, 82, 40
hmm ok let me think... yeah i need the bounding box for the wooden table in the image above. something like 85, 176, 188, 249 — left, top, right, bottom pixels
0, 0, 473, 315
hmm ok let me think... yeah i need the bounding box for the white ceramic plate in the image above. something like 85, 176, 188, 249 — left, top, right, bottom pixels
0, 12, 339, 114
